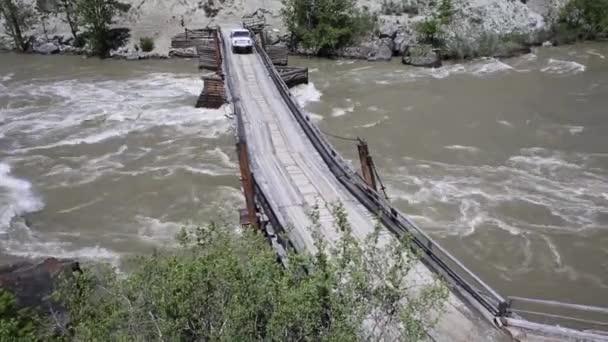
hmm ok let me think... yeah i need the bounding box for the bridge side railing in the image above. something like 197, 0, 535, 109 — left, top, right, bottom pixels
506, 296, 608, 333
247, 32, 506, 319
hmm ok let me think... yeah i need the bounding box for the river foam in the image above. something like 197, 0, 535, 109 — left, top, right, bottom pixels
541, 58, 586, 75
386, 147, 608, 237
292, 82, 322, 107
0, 163, 44, 231
2, 73, 230, 154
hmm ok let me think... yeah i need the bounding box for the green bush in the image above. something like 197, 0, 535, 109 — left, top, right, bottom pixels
47, 205, 448, 341
77, 0, 131, 56
140, 36, 154, 52
0, 0, 36, 51
414, 0, 453, 48
0, 207, 448, 340
0, 290, 37, 340
416, 17, 444, 47
442, 32, 531, 60
557, 0, 608, 41
437, 0, 454, 24
281, 0, 376, 54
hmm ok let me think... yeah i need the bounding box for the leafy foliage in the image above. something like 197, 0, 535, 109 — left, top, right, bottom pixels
416, 17, 443, 47
45, 205, 447, 341
76, 0, 130, 56
0, 0, 36, 51
556, 0, 608, 41
281, 0, 375, 54
0, 290, 37, 340
139, 36, 154, 52
414, 0, 453, 47
443, 31, 530, 60
437, 0, 454, 24
58, 0, 80, 41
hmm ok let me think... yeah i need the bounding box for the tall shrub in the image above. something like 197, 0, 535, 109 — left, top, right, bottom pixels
0, 0, 35, 51
281, 0, 375, 54
557, 0, 608, 40
77, 0, 130, 56
48, 207, 448, 341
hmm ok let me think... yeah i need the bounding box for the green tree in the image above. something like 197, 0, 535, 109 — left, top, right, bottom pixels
0, 290, 37, 340
414, 0, 454, 48
416, 17, 443, 46
557, 0, 608, 41
49, 206, 448, 341
0, 0, 35, 51
58, 0, 79, 42
281, 0, 374, 54
77, 0, 130, 56
139, 36, 154, 52
437, 0, 454, 24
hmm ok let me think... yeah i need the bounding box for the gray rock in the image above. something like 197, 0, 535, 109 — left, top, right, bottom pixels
335, 46, 371, 59
0, 258, 80, 311
59, 45, 84, 55
263, 28, 283, 45
295, 45, 317, 56
402, 44, 441, 68
493, 41, 532, 58
393, 33, 411, 55
378, 16, 401, 38
169, 47, 198, 58
333, 38, 393, 61
0, 36, 12, 51
34, 42, 60, 55
367, 38, 393, 61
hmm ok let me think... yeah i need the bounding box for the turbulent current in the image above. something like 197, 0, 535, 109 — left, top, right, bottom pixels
1, 42, 607, 306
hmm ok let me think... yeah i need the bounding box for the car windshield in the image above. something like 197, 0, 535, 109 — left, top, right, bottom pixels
233, 31, 250, 38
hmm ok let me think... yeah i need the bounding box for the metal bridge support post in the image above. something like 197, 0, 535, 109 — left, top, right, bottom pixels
357, 139, 377, 191
213, 29, 223, 78
259, 31, 266, 51
237, 141, 260, 230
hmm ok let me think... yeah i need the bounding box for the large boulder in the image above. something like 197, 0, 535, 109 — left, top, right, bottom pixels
393, 28, 416, 55
334, 46, 372, 60
333, 38, 393, 61
402, 44, 441, 68
367, 38, 393, 61
33, 41, 60, 55
263, 28, 284, 46
59, 44, 85, 55
0, 258, 80, 311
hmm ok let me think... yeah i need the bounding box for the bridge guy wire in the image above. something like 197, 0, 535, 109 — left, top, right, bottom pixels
319, 128, 390, 201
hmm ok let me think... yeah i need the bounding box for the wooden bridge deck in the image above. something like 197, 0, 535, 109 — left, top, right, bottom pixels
221, 27, 508, 342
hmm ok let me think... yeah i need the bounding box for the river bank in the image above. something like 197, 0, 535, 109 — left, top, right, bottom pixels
0, 0, 573, 63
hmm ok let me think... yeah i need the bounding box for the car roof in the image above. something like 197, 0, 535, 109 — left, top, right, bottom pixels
231, 29, 249, 33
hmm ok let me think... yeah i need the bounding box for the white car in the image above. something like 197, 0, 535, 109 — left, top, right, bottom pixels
230, 29, 253, 54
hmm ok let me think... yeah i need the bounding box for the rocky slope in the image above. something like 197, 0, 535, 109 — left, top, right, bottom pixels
0, 0, 567, 58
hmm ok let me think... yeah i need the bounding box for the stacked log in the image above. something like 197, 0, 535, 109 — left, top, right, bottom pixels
196, 75, 225, 109
242, 17, 266, 34
266, 45, 288, 66
171, 29, 215, 49
197, 41, 217, 71
277, 66, 308, 88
